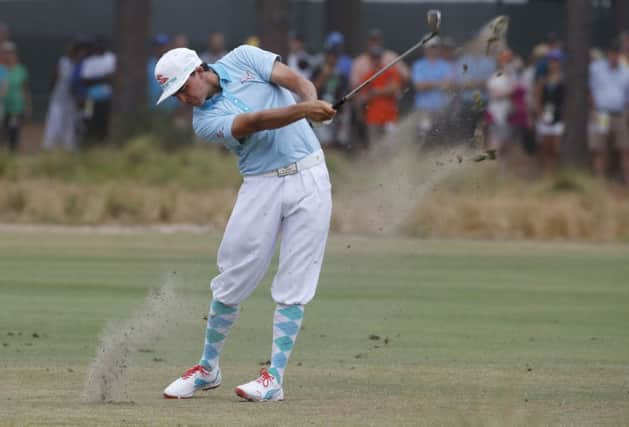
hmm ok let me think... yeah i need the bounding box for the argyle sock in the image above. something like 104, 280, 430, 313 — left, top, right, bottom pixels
199, 299, 239, 371
268, 304, 304, 385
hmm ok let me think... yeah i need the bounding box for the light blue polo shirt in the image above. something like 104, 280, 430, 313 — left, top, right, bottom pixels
412, 58, 453, 112
455, 54, 495, 103
589, 59, 629, 113
193, 45, 321, 176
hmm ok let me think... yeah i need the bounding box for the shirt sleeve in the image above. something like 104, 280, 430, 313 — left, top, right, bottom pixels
193, 110, 240, 147
232, 45, 279, 82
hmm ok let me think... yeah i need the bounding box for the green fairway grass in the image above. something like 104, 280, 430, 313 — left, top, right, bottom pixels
1, 229, 628, 426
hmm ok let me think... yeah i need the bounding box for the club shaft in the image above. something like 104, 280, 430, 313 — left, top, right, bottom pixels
333, 31, 438, 110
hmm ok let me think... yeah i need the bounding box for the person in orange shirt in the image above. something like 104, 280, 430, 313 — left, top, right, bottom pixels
357, 46, 402, 151
350, 29, 409, 88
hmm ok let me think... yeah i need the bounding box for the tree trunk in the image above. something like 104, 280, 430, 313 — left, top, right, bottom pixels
110, 0, 151, 140
256, 0, 291, 59
324, 0, 362, 55
563, 0, 591, 167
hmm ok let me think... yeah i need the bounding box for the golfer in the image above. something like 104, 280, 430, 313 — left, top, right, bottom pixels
155, 45, 335, 401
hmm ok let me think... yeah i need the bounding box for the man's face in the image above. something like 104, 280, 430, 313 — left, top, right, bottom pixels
367, 37, 382, 52
325, 51, 338, 66
290, 38, 304, 53
173, 35, 188, 48
209, 34, 224, 53
174, 70, 208, 106
548, 58, 561, 73
4, 50, 16, 65
155, 43, 169, 56
608, 50, 620, 67
425, 46, 438, 59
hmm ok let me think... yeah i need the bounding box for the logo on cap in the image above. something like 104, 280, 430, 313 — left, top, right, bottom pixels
156, 74, 169, 86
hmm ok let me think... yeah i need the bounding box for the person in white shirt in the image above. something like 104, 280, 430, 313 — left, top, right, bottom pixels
589, 39, 629, 184
42, 42, 81, 150
286, 32, 313, 81
80, 39, 116, 142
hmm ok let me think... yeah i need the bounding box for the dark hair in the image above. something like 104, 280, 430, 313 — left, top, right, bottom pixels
291, 32, 305, 43
201, 62, 210, 71
368, 28, 384, 41
545, 32, 559, 44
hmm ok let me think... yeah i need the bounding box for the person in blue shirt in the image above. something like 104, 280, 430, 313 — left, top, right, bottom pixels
453, 35, 496, 142
412, 37, 454, 143
155, 45, 335, 402
324, 31, 353, 80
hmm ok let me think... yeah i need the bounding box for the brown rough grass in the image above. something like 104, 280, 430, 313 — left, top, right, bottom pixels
0, 179, 236, 226
406, 191, 629, 241
2, 148, 629, 241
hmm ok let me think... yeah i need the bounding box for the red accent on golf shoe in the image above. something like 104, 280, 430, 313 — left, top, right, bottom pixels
256, 368, 274, 387
181, 364, 209, 379
234, 387, 253, 401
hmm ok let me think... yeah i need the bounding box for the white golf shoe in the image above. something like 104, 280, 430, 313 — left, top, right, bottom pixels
234, 368, 284, 402
163, 364, 221, 399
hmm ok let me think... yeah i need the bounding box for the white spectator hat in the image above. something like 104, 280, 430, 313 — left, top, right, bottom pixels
424, 36, 441, 48
154, 48, 202, 105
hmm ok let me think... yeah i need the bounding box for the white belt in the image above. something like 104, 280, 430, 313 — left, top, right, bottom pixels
252, 150, 324, 177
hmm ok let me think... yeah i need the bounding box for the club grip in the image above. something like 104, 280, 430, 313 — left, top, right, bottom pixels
332, 98, 346, 110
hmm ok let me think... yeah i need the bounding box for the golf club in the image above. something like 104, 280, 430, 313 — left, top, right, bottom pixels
332, 9, 442, 111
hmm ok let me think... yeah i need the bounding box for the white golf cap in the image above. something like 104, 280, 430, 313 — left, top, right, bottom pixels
154, 48, 203, 105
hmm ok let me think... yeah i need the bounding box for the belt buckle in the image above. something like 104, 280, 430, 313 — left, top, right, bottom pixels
276, 163, 298, 177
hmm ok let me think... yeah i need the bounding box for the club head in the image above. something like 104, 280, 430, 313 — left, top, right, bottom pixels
427, 9, 441, 34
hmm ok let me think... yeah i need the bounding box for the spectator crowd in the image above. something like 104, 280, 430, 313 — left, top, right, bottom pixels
1, 21, 629, 185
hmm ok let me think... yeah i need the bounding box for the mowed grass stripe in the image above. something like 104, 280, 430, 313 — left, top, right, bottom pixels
0, 230, 628, 426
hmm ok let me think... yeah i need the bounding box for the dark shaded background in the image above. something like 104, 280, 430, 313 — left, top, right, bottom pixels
0, 0, 617, 117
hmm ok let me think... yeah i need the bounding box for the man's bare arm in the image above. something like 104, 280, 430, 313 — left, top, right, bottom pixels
269, 61, 317, 101
231, 101, 335, 139
230, 61, 335, 139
